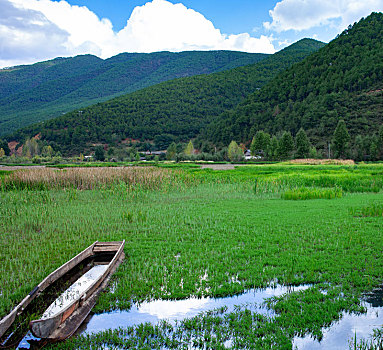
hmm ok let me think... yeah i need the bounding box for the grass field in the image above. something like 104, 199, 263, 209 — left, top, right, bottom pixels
0, 164, 382, 349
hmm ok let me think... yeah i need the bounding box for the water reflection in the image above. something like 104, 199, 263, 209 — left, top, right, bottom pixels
293, 287, 383, 349
81, 285, 310, 334
81, 284, 383, 349
13, 331, 44, 350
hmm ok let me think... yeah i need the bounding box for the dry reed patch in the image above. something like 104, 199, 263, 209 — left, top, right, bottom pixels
287, 159, 355, 165
0, 167, 179, 190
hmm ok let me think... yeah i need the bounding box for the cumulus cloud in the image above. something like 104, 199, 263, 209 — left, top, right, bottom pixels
0, 0, 70, 67
0, 0, 275, 68
264, 0, 383, 32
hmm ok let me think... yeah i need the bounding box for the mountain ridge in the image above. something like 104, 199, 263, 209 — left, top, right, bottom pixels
8, 39, 325, 155
205, 12, 383, 152
0, 50, 269, 136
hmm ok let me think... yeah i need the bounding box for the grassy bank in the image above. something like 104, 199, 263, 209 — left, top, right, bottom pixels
1, 164, 383, 348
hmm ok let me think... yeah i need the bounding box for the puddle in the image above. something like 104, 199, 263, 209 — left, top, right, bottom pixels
80, 284, 310, 334
293, 287, 383, 349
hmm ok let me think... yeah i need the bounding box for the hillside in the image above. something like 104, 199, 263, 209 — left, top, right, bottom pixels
206, 13, 383, 151
0, 50, 268, 136
10, 39, 324, 155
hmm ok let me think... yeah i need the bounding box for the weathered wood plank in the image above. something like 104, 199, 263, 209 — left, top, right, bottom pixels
30, 240, 125, 339
0, 241, 97, 338
49, 252, 125, 341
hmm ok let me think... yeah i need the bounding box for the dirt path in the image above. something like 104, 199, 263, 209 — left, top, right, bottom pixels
200, 164, 247, 170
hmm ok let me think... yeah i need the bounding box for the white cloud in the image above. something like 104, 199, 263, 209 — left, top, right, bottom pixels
264, 0, 383, 32
0, 0, 70, 67
0, 0, 275, 68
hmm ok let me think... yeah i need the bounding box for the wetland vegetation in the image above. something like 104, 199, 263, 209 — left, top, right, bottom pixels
0, 163, 382, 349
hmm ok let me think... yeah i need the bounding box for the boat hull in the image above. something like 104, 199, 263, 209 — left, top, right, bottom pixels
0, 242, 97, 339
30, 241, 125, 339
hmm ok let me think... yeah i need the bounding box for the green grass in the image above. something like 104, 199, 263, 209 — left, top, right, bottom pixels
350, 202, 383, 217
281, 187, 342, 200
1, 164, 383, 348
191, 163, 383, 188
350, 327, 383, 349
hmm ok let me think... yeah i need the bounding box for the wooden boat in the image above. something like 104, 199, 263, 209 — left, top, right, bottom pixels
0, 241, 125, 342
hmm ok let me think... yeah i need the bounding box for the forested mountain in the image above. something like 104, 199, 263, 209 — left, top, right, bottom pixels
9, 39, 324, 155
0, 50, 268, 136
206, 13, 383, 152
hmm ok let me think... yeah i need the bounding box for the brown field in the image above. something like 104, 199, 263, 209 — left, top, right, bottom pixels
286, 158, 355, 165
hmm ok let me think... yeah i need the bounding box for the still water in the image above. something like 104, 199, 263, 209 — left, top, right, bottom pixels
293, 287, 383, 349
80, 284, 383, 349
14, 284, 383, 349
81, 285, 310, 333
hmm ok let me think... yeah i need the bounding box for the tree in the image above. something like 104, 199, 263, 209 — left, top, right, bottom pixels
250, 131, 270, 157
128, 147, 138, 161
295, 128, 310, 158
269, 136, 279, 160
155, 134, 176, 150
227, 141, 243, 161
278, 131, 294, 159
309, 146, 319, 159
94, 146, 105, 161
116, 148, 128, 161
0, 148, 5, 158
166, 142, 177, 160
42, 145, 53, 158
333, 119, 350, 159
353, 135, 365, 161
0, 140, 10, 156
378, 124, 383, 160
23, 138, 39, 158
107, 147, 115, 157
184, 140, 194, 155
370, 140, 379, 161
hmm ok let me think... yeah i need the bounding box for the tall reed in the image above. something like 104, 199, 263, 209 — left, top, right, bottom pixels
0, 167, 181, 191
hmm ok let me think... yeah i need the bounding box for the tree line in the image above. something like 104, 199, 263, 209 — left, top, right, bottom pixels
245, 120, 383, 161
205, 13, 383, 151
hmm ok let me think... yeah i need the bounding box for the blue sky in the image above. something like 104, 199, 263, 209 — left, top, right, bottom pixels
54, 0, 337, 47
1, 0, 383, 68
60, 0, 274, 34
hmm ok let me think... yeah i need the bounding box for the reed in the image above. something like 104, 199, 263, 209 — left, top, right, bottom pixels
0, 167, 181, 191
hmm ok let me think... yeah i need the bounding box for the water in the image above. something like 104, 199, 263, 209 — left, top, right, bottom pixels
10, 284, 383, 349
293, 287, 383, 349
15, 331, 43, 349
81, 284, 310, 333
80, 284, 383, 349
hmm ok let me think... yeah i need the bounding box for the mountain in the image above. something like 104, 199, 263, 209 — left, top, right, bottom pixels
0, 50, 269, 136
9, 39, 324, 155
206, 13, 383, 151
